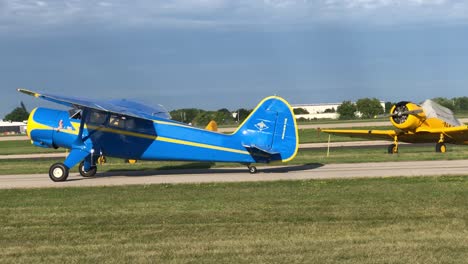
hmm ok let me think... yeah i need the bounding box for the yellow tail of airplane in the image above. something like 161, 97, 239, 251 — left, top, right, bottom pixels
205, 120, 218, 132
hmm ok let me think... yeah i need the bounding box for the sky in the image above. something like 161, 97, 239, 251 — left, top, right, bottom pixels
1, 0, 468, 118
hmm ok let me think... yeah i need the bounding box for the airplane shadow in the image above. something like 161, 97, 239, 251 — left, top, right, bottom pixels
88, 162, 324, 178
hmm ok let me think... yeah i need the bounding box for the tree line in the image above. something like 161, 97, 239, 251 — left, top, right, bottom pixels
2, 102, 29, 122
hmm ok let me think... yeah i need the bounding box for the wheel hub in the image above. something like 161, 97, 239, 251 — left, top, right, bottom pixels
52, 168, 63, 178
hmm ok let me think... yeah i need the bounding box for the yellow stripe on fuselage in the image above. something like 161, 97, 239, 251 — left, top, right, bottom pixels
157, 136, 249, 155
86, 124, 250, 155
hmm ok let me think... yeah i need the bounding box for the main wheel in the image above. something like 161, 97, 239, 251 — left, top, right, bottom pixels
248, 166, 257, 174
387, 144, 398, 154
79, 161, 97, 177
49, 163, 69, 182
436, 143, 447, 153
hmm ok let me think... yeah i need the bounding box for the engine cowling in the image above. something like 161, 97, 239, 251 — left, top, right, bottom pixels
389, 101, 425, 131
27, 107, 76, 149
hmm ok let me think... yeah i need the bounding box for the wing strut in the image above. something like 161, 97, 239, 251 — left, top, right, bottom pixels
77, 109, 88, 142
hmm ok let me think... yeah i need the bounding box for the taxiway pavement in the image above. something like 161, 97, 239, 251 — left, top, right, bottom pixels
1, 159, 467, 189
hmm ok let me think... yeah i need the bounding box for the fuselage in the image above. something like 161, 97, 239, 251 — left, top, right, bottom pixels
28, 107, 262, 164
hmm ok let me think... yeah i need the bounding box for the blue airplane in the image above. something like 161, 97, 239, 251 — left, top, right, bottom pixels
18, 89, 299, 182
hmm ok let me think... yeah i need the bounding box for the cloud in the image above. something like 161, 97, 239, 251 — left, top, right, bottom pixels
0, 0, 467, 32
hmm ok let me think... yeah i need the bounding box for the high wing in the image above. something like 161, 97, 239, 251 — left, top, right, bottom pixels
18, 88, 171, 120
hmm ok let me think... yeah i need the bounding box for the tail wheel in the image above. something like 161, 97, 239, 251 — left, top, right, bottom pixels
49, 163, 69, 182
79, 161, 97, 177
387, 144, 398, 154
436, 143, 447, 153
248, 166, 258, 174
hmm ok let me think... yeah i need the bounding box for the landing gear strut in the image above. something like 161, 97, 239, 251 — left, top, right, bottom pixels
49, 163, 69, 182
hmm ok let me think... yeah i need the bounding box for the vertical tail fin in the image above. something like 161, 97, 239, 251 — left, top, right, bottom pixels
205, 120, 218, 132
233, 96, 299, 162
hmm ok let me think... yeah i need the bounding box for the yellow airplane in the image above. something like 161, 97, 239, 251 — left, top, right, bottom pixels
322, 100, 468, 154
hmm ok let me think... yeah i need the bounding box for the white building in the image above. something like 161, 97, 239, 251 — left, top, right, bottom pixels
293, 101, 386, 120
0, 120, 27, 134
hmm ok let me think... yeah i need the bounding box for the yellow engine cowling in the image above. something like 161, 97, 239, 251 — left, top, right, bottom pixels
389, 102, 425, 131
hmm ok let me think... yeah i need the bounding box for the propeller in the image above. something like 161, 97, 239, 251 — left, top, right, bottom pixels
374, 103, 423, 123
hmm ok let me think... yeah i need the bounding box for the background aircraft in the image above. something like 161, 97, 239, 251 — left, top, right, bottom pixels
19, 89, 298, 182
322, 99, 468, 154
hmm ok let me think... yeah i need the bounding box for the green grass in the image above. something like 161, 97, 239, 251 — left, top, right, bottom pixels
2, 145, 468, 175
1, 177, 468, 263
0, 140, 63, 155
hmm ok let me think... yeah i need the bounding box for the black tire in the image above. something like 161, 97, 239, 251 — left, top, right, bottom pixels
79, 161, 97, 177
387, 144, 398, 154
49, 163, 69, 182
248, 166, 257, 174
436, 143, 447, 153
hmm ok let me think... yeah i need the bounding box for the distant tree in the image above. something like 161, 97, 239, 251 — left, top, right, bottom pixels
432, 97, 455, 110
337, 101, 357, 120
293, 108, 309, 115
170, 108, 201, 123
193, 111, 215, 126
323, 108, 335, 113
384, 102, 394, 113
4, 106, 29, 122
453, 97, 468, 111
233, 108, 252, 123
214, 108, 233, 124
217, 108, 231, 116
356, 98, 384, 119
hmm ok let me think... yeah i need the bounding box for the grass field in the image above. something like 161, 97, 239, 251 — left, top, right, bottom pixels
1, 177, 467, 263
0, 140, 63, 155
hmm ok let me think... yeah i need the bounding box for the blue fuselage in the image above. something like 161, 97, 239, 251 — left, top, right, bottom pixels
29, 107, 258, 164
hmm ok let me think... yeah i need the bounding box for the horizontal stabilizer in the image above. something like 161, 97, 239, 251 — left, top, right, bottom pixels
243, 144, 280, 162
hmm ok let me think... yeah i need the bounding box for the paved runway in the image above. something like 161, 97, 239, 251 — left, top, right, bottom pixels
1, 159, 467, 189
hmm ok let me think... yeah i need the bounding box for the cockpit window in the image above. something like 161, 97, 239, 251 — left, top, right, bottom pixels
89, 111, 107, 125
109, 115, 126, 129
109, 115, 137, 130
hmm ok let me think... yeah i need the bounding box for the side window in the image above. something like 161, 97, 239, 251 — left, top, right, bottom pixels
89, 111, 107, 125
109, 115, 126, 129
108, 115, 139, 131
